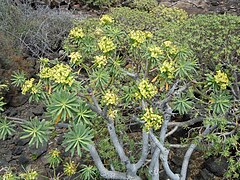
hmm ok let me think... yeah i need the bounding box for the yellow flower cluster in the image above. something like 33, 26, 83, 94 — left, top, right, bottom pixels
214, 70, 229, 89
100, 15, 114, 25
163, 41, 172, 47
30, 85, 39, 94
69, 52, 82, 66
2, 172, 15, 180
103, 90, 118, 106
98, 36, 116, 53
163, 41, 178, 54
141, 107, 163, 131
19, 170, 38, 180
69, 27, 84, 39
21, 78, 35, 95
137, 79, 158, 99
148, 45, 163, 59
39, 64, 74, 86
94, 55, 107, 68
107, 108, 118, 119
129, 30, 152, 47
49, 149, 60, 158
155, 6, 188, 23
64, 161, 77, 176
95, 28, 104, 36
39, 67, 52, 79
160, 61, 175, 79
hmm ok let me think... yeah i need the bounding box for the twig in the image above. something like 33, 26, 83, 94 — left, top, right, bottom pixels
166, 126, 179, 138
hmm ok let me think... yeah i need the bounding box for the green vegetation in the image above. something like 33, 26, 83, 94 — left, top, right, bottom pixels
129, 0, 158, 12
0, 2, 239, 180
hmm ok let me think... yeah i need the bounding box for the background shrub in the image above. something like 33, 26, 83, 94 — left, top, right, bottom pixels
110, 6, 188, 32
0, 1, 80, 58
80, 0, 122, 9
129, 0, 158, 12
155, 14, 240, 69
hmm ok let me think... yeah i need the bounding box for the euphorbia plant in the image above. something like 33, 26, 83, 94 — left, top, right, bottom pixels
1, 14, 239, 180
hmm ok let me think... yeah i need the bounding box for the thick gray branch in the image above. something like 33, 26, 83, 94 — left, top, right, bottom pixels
88, 144, 141, 179
149, 132, 180, 180
107, 122, 130, 163
133, 131, 149, 170
180, 125, 216, 180
168, 117, 203, 127
150, 104, 180, 180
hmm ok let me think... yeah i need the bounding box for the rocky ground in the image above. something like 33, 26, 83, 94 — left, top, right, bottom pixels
159, 0, 240, 15
0, 0, 238, 179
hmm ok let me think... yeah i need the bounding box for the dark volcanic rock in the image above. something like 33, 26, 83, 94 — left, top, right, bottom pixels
7, 92, 29, 107
18, 155, 30, 165
12, 146, 24, 156
29, 143, 48, 159
205, 157, 228, 177
15, 138, 30, 146
32, 104, 45, 116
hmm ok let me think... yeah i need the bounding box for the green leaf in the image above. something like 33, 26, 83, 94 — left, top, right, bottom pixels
63, 122, 93, 157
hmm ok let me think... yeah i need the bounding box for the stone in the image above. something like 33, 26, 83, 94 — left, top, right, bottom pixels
12, 146, 24, 156
209, 0, 220, 6
15, 138, 30, 146
0, 159, 8, 167
205, 157, 228, 177
56, 135, 64, 145
197, 168, 214, 180
18, 155, 30, 165
29, 143, 48, 159
32, 104, 45, 116
7, 92, 29, 107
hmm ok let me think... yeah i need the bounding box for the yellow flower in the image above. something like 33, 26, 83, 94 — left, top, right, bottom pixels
129, 30, 152, 47
141, 107, 163, 131
69, 27, 84, 39
19, 169, 38, 180
138, 79, 158, 99
134, 92, 142, 100
64, 161, 77, 176
21, 78, 35, 95
98, 36, 116, 53
94, 55, 107, 68
95, 28, 104, 36
163, 41, 172, 47
3, 171, 15, 180
100, 15, 114, 25
49, 149, 60, 158
39, 67, 53, 79
30, 85, 39, 94
214, 70, 229, 90
160, 61, 175, 79
107, 108, 118, 119
148, 45, 163, 59
69, 52, 82, 66
169, 45, 178, 54
53, 64, 74, 86
40, 64, 74, 86
103, 90, 118, 106
145, 31, 153, 39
